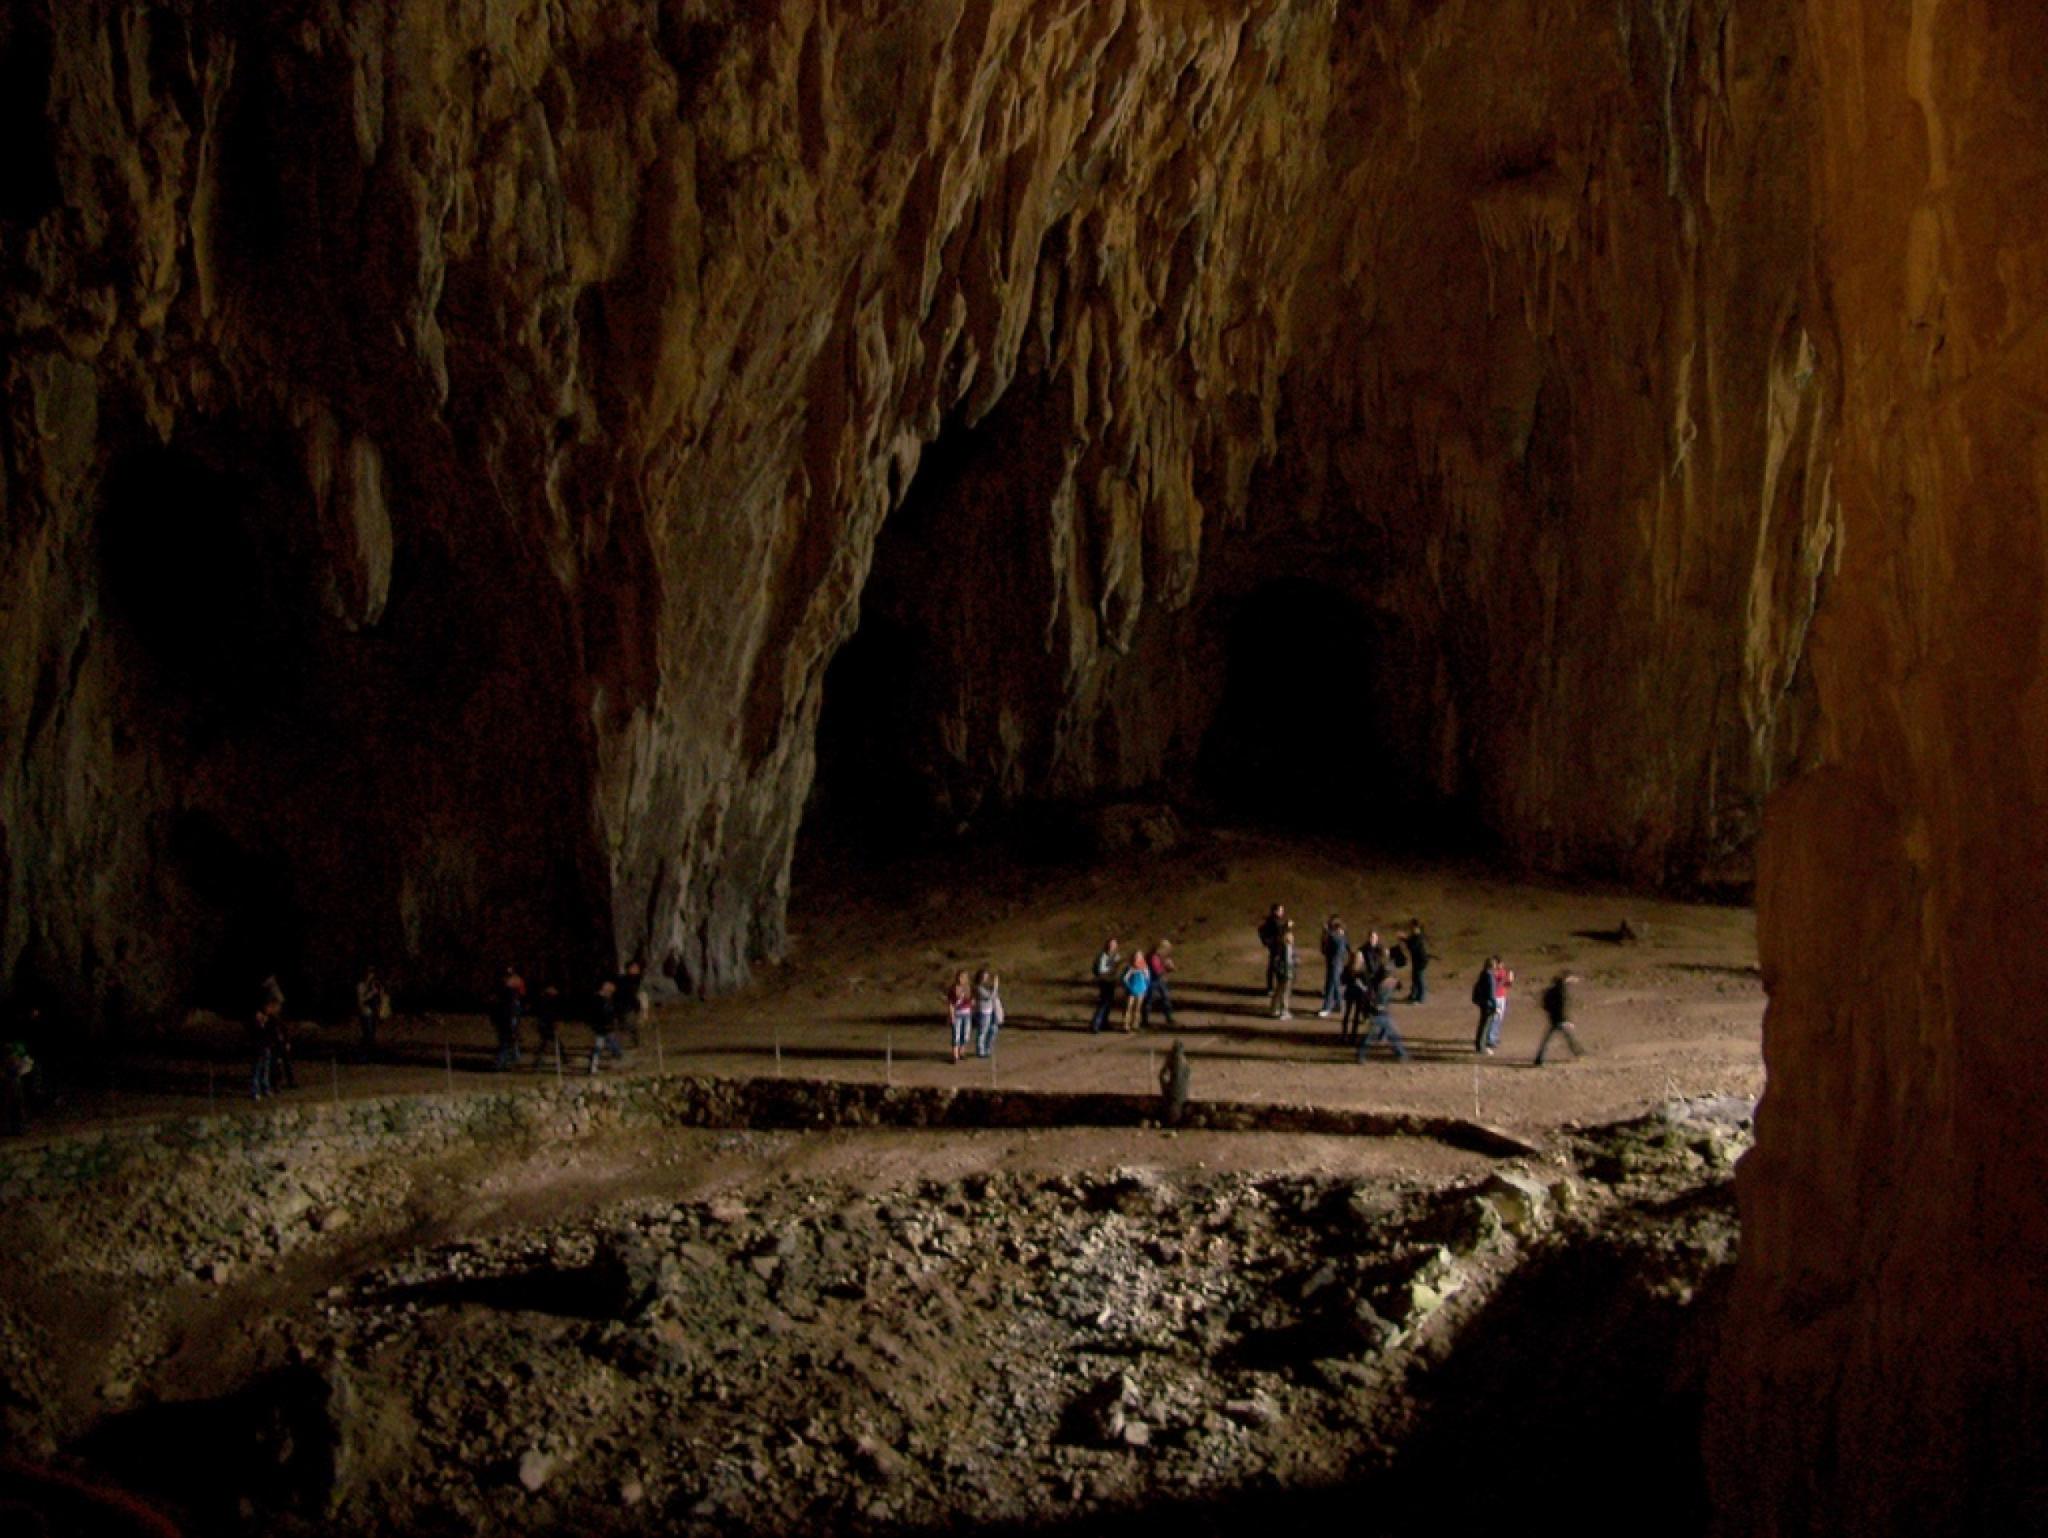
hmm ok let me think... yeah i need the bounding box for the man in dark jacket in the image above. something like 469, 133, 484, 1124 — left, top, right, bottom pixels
1318, 916, 1351, 1019
1405, 920, 1430, 1003
1357, 964, 1409, 1062
1090, 938, 1122, 1034
1534, 972, 1585, 1064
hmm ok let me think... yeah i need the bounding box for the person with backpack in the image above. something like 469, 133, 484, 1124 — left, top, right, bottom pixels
1142, 940, 1178, 1029
1089, 937, 1122, 1034
945, 970, 974, 1062
1268, 921, 1298, 1019
1317, 916, 1351, 1019
972, 968, 1004, 1058
1120, 952, 1152, 1034
1472, 956, 1501, 1055
1534, 972, 1585, 1064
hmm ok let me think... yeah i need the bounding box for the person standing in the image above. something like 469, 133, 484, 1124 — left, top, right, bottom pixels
1405, 920, 1430, 1003
971, 968, 1004, 1058
1120, 952, 1151, 1034
1318, 916, 1351, 1019
492, 966, 527, 1071
355, 966, 388, 1062
1534, 972, 1585, 1064
1257, 904, 1288, 992
1268, 921, 1298, 1019
1158, 1039, 1192, 1127
1493, 957, 1515, 1044
1472, 956, 1501, 1055
616, 960, 648, 1048
250, 998, 283, 1101
534, 984, 563, 1064
1340, 950, 1371, 1041
1142, 940, 1178, 1029
946, 970, 974, 1063
1089, 937, 1122, 1034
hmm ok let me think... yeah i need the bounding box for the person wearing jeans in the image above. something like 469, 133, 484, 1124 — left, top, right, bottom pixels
1089, 939, 1121, 1034
972, 969, 1003, 1057
1142, 941, 1178, 1029
1473, 957, 1500, 1054
1318, 917, 1350, 1018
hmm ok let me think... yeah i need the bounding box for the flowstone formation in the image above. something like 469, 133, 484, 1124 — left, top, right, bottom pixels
1, 0, 1830, 1024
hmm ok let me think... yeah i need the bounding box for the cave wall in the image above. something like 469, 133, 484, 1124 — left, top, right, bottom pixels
1711, 2, 2048, 1532
1, 0, 1828, 1022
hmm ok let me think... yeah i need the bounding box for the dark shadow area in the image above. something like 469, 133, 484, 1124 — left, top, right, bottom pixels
167, 809, 307, 1012
73, 1366, 344, 1534
97, 441, 313, 734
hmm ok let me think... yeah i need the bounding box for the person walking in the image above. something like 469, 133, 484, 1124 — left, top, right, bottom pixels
1268, 921, 1298, 1019
1142, 940, 1178, 1029
588, 977, 625, 1073
1493, 956, 1515, 1041
1318, 916, 1351, 1019
971, 968, 1004, 1058
1257, 903, 1288, 992
946, 970, 974, 1063
1120, 952, 1151, 1034
492, 966, 527, 1071
1472, 956, 1501, 1055
355, 966, 388, 1062
1089, 937, 1122, 1034
1357, 964, 1410, 1062
1534, 972, 1585, 1064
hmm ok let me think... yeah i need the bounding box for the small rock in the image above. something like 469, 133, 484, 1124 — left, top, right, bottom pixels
1222, 1393, 1280, 1428
1481, 1172, 1551, 1237
517, 1448, 556, 1492
618, 1477, 645, 1507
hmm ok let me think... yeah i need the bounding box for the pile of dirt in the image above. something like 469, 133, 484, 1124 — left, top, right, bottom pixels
15, 1101, 1752, 1536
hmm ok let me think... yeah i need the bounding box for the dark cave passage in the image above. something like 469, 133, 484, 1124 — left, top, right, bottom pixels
1193, 578, 1462, 847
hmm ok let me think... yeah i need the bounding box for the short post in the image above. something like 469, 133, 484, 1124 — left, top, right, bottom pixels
444, 1042, 454, 1095
1148, 1049, 1156, 1096
554, 1039, 564, 1086
207, 1065, 216, 1110
989, 1051, 996, 1090
885, 1031, 893, 1087
654, 1022, 665, 1076
774, 1028, 782, 1078
1472, 1064, 1481, 1122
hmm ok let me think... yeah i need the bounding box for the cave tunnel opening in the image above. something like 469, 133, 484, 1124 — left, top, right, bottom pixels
168, 808, 308, 1013
1195, 578, 1458, 846
803, 397, 1061, 873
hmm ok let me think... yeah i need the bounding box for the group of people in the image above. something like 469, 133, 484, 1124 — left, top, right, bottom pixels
1257, 907, 1426, 1062
250, 959, 655, 1102
1087, 939, 1178, 1038
943, 969, 1006, 1060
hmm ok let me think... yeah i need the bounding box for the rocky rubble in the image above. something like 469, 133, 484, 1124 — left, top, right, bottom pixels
15, 1101, 1748, 1537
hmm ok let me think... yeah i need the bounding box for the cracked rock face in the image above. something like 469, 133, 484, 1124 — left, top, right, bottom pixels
1, 0, 1828, 1022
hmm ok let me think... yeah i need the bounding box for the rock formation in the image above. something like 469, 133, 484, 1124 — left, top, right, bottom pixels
1713, 2, 2048, 1532
0, 0, 1830, 1021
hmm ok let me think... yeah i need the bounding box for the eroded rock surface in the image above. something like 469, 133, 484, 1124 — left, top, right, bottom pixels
1, 0, 1829, 1023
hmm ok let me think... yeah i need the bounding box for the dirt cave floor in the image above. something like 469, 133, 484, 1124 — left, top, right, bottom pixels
34, 830, 1765, 1139
0, 834, 1766, 1536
